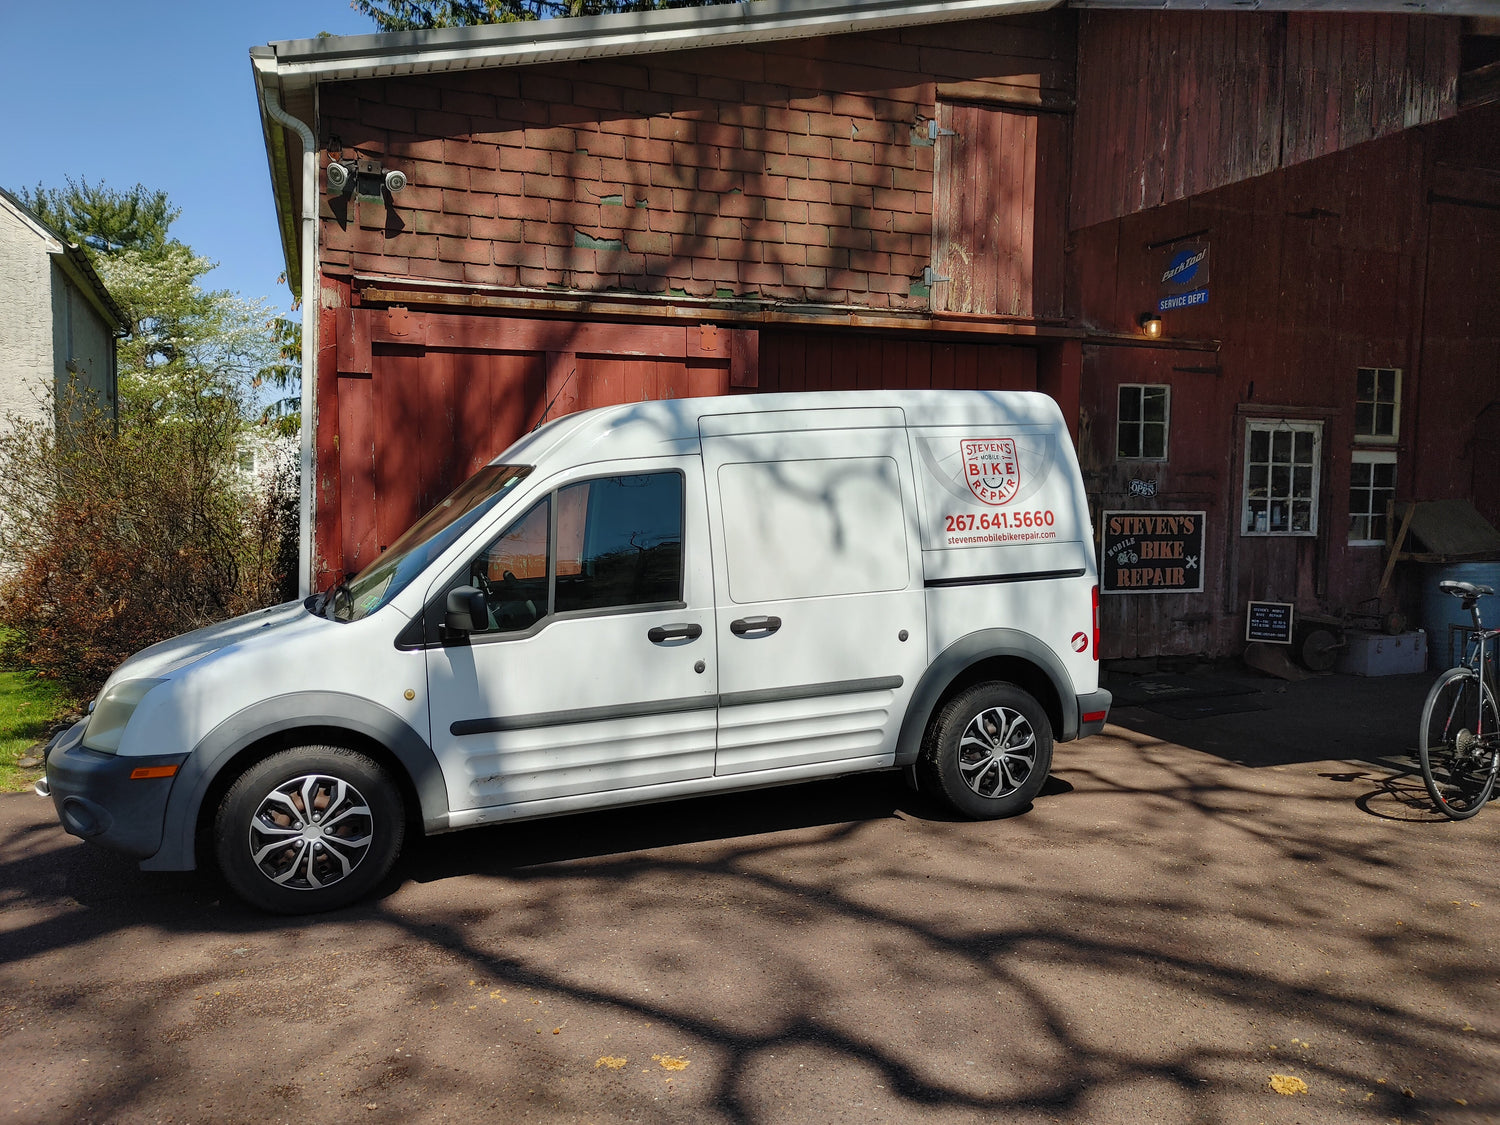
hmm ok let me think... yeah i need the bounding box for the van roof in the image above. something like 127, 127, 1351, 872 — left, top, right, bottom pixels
499, 389, 1066, 466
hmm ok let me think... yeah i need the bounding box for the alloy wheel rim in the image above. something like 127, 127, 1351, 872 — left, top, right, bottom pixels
958, 706, 1037, 798
248, 773, 374, 891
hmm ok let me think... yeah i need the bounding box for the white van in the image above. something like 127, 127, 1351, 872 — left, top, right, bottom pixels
40, 390, 1109, 912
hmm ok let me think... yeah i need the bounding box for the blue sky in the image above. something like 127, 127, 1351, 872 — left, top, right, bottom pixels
2, 1, 377, 315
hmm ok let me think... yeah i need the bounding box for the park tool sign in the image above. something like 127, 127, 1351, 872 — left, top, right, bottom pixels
1159, 241, 1210, 311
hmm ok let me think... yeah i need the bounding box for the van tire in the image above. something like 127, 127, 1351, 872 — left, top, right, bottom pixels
920, 682, 1053, 819
213, 745, 405, 914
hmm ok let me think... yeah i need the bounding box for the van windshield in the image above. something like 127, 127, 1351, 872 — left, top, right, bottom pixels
321, 464, 532, 622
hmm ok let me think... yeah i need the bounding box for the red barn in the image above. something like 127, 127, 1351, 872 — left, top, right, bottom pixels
252, 0, 1500, 659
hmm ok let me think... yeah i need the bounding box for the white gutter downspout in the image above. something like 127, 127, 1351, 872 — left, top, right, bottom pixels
260, 87, 318, 599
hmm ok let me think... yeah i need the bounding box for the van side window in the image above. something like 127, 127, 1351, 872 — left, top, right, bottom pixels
450, 472, 684, 639
555, 473, 683, 613
469, 497, 550, 633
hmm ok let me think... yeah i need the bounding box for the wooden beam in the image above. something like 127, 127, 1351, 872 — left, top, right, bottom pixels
1379, 501, 1417, 597
936, 80, 1075, 114
1459, 58, 1500, 109
356, 285, 1091, 343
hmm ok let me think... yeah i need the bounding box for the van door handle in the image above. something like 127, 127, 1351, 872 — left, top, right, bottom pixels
647, 623, 703, 644
730, 616, 782, 637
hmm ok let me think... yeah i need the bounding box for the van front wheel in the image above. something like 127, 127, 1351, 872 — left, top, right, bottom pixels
920, 683, 1053, 819
213, 745, 405, 914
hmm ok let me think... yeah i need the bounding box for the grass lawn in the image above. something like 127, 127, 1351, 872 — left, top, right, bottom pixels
0, 670, 77, 793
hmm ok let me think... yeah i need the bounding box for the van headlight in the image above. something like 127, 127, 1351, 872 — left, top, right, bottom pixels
82, 679, 165, 754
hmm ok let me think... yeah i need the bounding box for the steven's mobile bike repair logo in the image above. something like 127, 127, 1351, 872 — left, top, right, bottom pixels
960, 438, 1020, 505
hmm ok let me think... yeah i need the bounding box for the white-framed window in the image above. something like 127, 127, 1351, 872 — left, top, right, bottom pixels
1117, 384, 1169, 460
1355, 367, 1400, 442
1242, 420, 1321, 536
1349, 450, 1397, 546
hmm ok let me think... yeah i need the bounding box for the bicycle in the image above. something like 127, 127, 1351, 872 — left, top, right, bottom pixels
1418, 580, 1500, 819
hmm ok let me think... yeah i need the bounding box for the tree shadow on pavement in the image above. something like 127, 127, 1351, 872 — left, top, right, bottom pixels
1, 721, 1496, 1125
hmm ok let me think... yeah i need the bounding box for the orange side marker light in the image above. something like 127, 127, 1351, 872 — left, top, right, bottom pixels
129, 765, 180, 780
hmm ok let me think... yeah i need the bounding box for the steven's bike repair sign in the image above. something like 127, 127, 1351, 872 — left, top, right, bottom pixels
1101, 511, 1206, 593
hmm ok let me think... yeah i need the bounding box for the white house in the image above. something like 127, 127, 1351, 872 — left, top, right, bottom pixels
0, 187, 123, 427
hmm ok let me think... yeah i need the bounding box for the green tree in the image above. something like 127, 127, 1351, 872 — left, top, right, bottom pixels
255, 315, 303, 438
14, 177, 178, 259
353, 0, 725, 32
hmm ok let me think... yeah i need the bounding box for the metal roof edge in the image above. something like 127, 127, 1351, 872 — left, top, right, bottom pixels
262, 0, 1064, 81
1070, 1, 1494, 13
252, 54, 304, 304
0, 187, 126, 331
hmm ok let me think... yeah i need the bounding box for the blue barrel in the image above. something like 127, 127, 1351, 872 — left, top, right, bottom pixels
1421, 561, 1500, 666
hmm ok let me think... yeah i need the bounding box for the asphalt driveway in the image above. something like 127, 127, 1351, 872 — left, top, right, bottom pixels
1, 669, 1495, 1124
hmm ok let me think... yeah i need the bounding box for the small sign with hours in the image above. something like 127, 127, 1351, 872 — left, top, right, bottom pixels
1245, 601, 1294, 644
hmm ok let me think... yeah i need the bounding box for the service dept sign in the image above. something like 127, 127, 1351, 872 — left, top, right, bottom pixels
1159, 241, 1210, 312
1101, 510, 1205, 594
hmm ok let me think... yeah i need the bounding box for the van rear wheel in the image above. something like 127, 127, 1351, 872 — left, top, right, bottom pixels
920, 682, 1053, 819
213, 745, 404, 914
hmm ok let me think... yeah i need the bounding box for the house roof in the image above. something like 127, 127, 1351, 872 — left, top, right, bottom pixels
0, 187, 127, 333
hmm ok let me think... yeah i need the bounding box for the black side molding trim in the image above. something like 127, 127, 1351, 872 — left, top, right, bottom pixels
924, 568, 1086, 589
452, 695, 717, 736
720, 675, 903, 709
451, 676, 907, 735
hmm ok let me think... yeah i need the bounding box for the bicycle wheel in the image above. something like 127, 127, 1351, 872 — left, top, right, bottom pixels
1418, 668, 1500, 820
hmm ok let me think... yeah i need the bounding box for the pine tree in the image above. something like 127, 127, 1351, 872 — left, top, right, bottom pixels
354, 0, 725, 32
14, 177, 178, 259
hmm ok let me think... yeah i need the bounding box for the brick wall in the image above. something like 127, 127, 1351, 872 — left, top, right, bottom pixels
317, 14, 1073, 311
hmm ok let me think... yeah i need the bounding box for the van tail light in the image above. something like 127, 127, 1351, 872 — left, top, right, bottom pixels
1092, 584, 1100, 661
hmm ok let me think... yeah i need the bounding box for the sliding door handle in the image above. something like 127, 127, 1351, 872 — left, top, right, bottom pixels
648, 623, 703, 644
730, 615, 782, 637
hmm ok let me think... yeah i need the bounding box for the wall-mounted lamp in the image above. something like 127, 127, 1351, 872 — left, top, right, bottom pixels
326, 159, 407, 201
1138, 313, 1163, 340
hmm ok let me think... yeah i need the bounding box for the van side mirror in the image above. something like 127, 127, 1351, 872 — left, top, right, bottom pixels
444, 586, 488, 634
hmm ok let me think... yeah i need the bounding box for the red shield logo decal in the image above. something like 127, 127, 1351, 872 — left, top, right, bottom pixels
961, 438, 1021, 506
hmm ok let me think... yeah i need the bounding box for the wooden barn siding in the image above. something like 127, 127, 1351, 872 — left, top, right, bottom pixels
314, 13, 1075, 313
1070, 11, 1460, 231
1075, 104, 1500, 659
312, 284, 1043, 581
932, 102, 1067, 319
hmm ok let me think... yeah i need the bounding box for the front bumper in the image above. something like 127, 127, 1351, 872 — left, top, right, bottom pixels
40, 718, 189, 861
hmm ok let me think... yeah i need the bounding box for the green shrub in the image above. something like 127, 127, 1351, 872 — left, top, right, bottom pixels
0, 395, 294, 693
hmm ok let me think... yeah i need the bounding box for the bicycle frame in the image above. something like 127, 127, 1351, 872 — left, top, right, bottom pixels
1452, 598, 1500, 743
1456, 599, 1498, 690
1421, 581, 1500, 818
